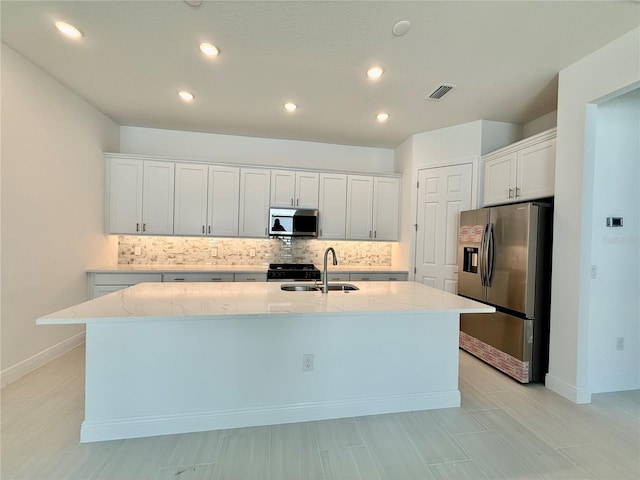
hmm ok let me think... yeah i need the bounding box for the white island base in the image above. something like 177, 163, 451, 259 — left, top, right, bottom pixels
37, 281, 493, 443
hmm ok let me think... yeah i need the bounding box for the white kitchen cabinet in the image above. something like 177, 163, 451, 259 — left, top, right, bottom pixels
234, 272, 267, 282
174, 164, 240, 237
174, 163, 209, 236
483, 128, 556, 207
107, 158, 174, 235
350, 272, 408, 281
324, 272, 350, 282
270, 170, 319, 209
346, 175, 400, 241
372, 177, 400, 241
318, 173, 347, 239
346, 175, 374, 240
239, 168, 270, 238
208, 166, 239, 236
163, 273, 234, 282
88, 272, 162, 299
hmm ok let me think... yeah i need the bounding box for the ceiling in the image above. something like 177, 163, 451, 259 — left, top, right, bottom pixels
2, 1, 639, 149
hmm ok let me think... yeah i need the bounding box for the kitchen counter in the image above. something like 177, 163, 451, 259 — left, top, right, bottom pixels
37, 281, 492, 443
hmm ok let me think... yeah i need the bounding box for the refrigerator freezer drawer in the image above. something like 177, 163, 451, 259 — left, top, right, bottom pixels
460, 312, 532, 362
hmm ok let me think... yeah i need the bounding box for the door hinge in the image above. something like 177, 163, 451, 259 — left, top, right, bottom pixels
414, 267, 417, 274
414, 223, 418, 231
416, 181, 419, 189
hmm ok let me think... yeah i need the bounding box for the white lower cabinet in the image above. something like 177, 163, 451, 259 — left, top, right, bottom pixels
325, 272, 351, 282
234, 273, 268, 282
350, 272, 408, 281
89, 273, 162, 299
163, 273, 234, 282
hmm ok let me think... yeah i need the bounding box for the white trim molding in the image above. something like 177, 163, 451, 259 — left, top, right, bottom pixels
0, 332, 85, 388
545, 373, 591, 404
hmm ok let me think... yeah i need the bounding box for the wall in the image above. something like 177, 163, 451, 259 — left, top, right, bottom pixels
0, 44, 119, 385
546, 27, 640, 403
392, 136, 413, 271
120, 126, 394, 174
523, 110, 557, 138
118, 236, 392, 267
588, 88, 640, 393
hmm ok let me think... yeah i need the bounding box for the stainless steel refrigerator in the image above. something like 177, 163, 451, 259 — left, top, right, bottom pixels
457, 202, 553, 383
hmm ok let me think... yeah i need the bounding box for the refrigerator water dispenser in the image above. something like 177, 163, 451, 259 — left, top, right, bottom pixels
463, 247, 478, 274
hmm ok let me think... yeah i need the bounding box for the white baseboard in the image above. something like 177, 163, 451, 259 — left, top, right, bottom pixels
545, 373, 591, 404
81, 390, 460, 443
0, 332, 85, 388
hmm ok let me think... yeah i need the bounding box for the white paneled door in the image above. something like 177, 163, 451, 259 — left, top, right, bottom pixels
415, 164, 472, 293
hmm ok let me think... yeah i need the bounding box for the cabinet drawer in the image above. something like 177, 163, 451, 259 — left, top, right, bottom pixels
163, 273, 234, 282
93, 273, 162, 285
325, 273, 350, 282
234, 273, 267, 282
350, 273, 408, 281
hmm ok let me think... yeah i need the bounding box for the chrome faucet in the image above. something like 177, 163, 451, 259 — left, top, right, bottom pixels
322, 247, 338, 293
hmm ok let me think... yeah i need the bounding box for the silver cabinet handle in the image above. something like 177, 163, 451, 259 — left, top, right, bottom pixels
369, 230, 372, 238
296, 198, 299, 206
208, 225, 211, 234
245, 278, 256, 281
508, 188, 514, 199
211, 277, 222, 281
374, 230, 377, 238
174, 278, 185, 281
142, 223, 146, 232
202, 226, 205, 234
515, 187, 521, 197
290, 198, 294, 206
136, 223, 140, 232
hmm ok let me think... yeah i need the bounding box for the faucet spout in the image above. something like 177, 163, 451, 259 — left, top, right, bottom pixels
322, 247, 338, 293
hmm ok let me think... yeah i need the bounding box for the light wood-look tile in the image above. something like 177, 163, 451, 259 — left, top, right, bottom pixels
213, 431, 270, 480
472, 409, 593, 479
356, 413, 431, 479
269, 422, 324, 480
320, 446, 380, 480
427, 459, 489, 479
157, 463, 216, 480
452, 431, 541, 479
2, 345, 639, 480
397, 410, 469, 465
315, 418, 364, 451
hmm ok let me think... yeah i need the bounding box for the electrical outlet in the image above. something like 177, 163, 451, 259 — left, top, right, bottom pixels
134, 246, 141, 256
302, 354, 314, 371
616, 337, 624, 351
211, 248, 217, 257
249, 248, 256, 257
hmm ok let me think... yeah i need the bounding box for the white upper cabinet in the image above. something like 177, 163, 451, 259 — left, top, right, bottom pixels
173, 164, 239, 237
107, 157, 174, 235
373, 177, 400, 241
108, 157, 143, 234
318, 173, 347, 239
174, 163, 208, 236
208, 166, 239, 237
270, 169, 319, 208
482, 128, 556, 207
346, 175, 374, 240
239, 168, 270, 238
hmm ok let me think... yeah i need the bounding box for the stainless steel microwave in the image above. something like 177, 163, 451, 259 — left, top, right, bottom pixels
269, 208, 319, 237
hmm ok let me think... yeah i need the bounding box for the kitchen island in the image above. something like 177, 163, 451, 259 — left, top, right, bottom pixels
37, 281, 493, 442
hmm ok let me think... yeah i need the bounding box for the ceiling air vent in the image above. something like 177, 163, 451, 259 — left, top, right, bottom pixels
425, 83, 456, 101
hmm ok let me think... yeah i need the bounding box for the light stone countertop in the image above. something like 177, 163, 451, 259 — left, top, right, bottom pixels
38, 281, 493, 325
87, 264, 409, 274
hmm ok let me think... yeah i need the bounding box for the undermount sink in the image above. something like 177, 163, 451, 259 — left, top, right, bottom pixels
280, 283, 359, 292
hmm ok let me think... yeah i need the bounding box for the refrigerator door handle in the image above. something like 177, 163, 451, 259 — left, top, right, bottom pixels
487, 223, 496, 286
479, 223, 488, 286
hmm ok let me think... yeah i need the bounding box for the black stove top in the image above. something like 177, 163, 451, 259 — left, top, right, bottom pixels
267, 263, 321, 281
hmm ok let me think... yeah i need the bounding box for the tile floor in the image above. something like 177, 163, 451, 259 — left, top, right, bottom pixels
1, 346, 638, 479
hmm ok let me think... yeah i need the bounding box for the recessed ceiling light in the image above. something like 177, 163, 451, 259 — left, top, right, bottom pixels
392, 20, 411, 36
367, 67, 384, 80
54, 21, 83, 39
199, 43, 219, 57
178, 91, 194, 102
284, 103, 298, 112
376, 113, 390, 122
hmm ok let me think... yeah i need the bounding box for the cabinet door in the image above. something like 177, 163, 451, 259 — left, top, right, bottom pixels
108, 158, 143, 234
516, 138, 556, 201
142, 161, 175, 234
174, 163, 208, 236
318, 173, 347, 239
270, 169, 296, 207
295, 172, 319, 209
209, 166, 240, 237
483, 153, 516, 207
234, 273, 267, 282
346, 175, 373, 240
372, 177, 400, 241
239, 168, 270, 237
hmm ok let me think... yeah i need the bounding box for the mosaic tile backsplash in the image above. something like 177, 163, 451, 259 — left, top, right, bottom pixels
118, 236, 393, 266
